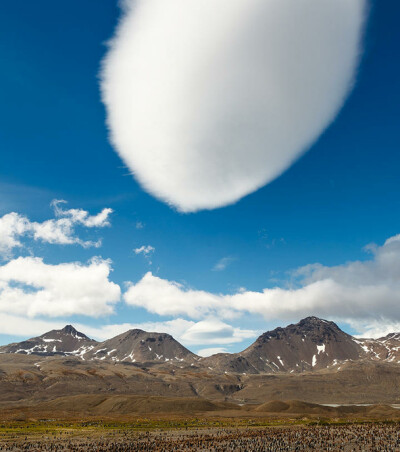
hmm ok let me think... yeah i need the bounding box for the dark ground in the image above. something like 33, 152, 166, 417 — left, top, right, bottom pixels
1, 422, 400, 451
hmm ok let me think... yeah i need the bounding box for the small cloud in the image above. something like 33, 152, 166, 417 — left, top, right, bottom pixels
135, 221, 145, 229
180, 318, 256, 345
212, 256, 236, 272
51, 199, 113, 227
134, 245, 155, 256
134, 245, 155, 264
197, 347, 227, 357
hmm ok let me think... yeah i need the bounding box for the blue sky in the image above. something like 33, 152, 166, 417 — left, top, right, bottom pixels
0, 1, 399, 355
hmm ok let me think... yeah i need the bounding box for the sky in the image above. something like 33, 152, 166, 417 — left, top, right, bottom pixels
0, 0, 399, 356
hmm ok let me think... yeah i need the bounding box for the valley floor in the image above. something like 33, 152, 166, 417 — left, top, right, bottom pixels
1, 422, 400, 451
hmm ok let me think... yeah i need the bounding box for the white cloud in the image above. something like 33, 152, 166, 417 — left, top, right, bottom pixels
51, 200, 112, 228
197, 347, 228, 358
180, 318, 256, 345
134, 245, 155, 256
124, 272, 227, 319
101, 0, 366, 212
0, 200, 113, 257
77, 318, 194, 342
0, 314, 66, 338
0, 257, 120, 318
124, 234, 400, 337
350, 319, 400, 340
213, 257, 235, 272
0, 212, 31, 257
134, 245, 155, 265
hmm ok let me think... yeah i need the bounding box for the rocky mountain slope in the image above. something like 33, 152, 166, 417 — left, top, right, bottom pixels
202, 317, 400, 373
202, 317, 343, 373
85, 329, 199, 364
224, 316, 361, 373
0, 325, 97, 358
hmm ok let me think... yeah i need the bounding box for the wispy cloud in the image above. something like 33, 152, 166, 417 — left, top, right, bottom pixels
258, 228, 286, 249
101, 0, 366, 211
51, 200, 112, 228
134, 245, 155, 256
0, 200, 113, 258
134, 245, 155, 265
212, 257, 236, 272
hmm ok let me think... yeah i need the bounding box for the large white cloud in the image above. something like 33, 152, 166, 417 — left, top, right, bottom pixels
124, 272, 229, 319
124, 233, 400, 336
0, 200, 113, 257
0, 257, 120, 317
101, 0, 366, 212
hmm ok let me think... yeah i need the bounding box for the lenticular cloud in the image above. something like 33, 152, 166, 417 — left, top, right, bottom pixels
101, 0, 366, 212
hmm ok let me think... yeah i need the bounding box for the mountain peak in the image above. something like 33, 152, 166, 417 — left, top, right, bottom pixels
295, 316, 339, 330
254, 317, 341, 346
301, 316, 329, 323
61, 325, 78, 334
120, 329, 175, 341
297, 316, 335, 326
59, 325, 88, 339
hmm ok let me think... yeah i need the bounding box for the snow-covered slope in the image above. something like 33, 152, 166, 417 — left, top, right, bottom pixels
355, 333, 400, 364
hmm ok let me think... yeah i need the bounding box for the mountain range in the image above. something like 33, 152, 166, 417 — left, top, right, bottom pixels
2, 316, 400, 409
1, 316, 400, 373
